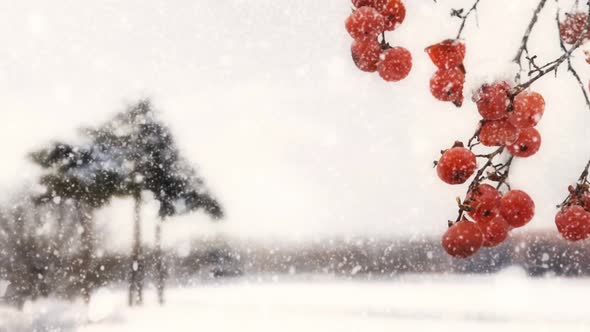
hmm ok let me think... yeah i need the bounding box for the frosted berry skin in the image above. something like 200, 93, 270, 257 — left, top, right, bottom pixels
425, 39, 466, 69
474, 82, 511, 120
479, 120, 520, 147
508, 91, 545, 128
352, 0, 387, 9
377, 47, 412, 82
351, 39, 382, 72
442, 220, 483, 258
555, 205, 590, 241
499, 190, 535, 228
477, 215, 510, 247
380, 0, 406, 31
345, 7, 386, 40
429, 67, 465, 106
507, 127, 541, 158
559, 12, 590, 44
352, 0, 375, 8
436, 147, 477, 185
466, 184, 501, 223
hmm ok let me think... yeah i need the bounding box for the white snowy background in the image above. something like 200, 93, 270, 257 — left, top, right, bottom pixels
1, 0, 589, 244
1, 0, 590, 330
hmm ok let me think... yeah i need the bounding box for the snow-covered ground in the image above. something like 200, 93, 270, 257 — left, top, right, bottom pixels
2, 270, 590, 332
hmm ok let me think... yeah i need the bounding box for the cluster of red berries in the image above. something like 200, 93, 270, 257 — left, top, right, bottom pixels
442, 187, 535, 258
559, 11, 590, 44
436, 143, 535, 258
474, 82, 545, 157
426, 40, 466, 107
556, 184, 590, 241
436, 84, 545, 183
346, 0, 411, 82
434, 82, 546, 258
555, 9, 590, 242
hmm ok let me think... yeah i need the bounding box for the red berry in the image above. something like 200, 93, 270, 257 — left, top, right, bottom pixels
442, 220, 483, 258
479, 120, 520, 147
474, 82, 511, 120
345, 7, 386, 40
377, 47, 412, 82
555, 205, 590, 241
425, 39, 466, 69
499, 190, 535, 228
508, 91, 545, 128
507, 127, 541, 158
477, 215, 510, 247
559, 12, 590, 44
585, 50, 590, 64
352, 0, 387, 9
466, 184, 501, 223
351, 39, 382, 72
429, 67, 465, 106
352, 0, 373, 8
380, 0, 406, 31
436, 146, 477, 185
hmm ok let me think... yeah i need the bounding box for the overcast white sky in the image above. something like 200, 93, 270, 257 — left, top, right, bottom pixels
0, 0, 589, 249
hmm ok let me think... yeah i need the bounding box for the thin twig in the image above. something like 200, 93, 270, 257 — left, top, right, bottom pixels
513, 0, 549, 77
453, 146, 506, 224
495, 155, 514, 190
578, 159, 590, 183
467, 120, 485, 149
455, 0, 483, 39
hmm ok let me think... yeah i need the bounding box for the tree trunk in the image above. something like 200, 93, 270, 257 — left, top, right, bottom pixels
155, 216, 166, 305
129, 193, 144, 306
12, 207, 29, 310
79, 205, 94, 304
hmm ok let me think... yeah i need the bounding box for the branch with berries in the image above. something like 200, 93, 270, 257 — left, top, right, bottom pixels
556, 7, 590, 109
431, 2, 575, 258
426, 0, 590, 258
551, 4, 590, 242
344, 0, 590, 257
435, 101, 538, 258
512, 1, 590, 96
555, 159, 590, 241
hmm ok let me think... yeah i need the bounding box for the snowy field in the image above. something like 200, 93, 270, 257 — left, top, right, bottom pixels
2, 270, 590, 332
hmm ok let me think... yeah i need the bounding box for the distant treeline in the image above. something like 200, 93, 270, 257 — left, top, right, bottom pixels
204, 232, 590, 278
4, 231, 589, 304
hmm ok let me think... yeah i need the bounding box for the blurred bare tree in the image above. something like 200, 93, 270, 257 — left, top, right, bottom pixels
88, 100, 224, 305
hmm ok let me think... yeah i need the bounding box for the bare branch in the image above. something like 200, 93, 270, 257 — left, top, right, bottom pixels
452, 146, 511, 224
513, 0, 549, 73
512, 1, 590, 95
455, 0, 483, 39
